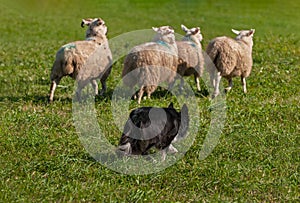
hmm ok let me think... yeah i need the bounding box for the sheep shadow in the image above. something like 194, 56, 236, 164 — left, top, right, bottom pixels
0, 85, 208, 105
0, 91, 210, 107
103, 84, 210, 104
126, 86, 209, 102
0, 95, 58, 104
195, 88, 209, 98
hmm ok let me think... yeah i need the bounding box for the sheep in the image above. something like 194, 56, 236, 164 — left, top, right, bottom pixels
122, 26, 178, 104
49, 18, 112, 102
176, 24, 204, 91
206, 29, 255, 98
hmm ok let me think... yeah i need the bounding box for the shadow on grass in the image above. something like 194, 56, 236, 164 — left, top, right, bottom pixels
0, 95, 72, 104
195, 88, 209, 98
0, 86, 210, 105
126, 86, 210, 102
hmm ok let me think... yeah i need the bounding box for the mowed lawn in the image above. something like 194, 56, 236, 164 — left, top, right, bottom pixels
0, 0, 299, 202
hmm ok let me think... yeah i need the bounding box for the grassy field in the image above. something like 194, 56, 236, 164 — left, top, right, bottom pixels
0, 0, 299, 202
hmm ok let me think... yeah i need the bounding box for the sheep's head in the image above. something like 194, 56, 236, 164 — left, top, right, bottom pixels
181, 24, 203, 44
232, 29, 255, 46
81, 18, 108, 38
152, 26, 176, 44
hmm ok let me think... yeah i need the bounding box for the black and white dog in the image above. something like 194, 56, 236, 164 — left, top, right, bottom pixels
118, 103, 189, 161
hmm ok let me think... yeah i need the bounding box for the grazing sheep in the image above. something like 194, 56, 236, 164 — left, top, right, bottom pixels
206, 29, 255, 98
49, 18, 112, 102
118, 102, 189, 161
122, 26, 178, 104
176, 24, 204, 91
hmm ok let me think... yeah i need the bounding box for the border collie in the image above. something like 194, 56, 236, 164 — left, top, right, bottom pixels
118, 103, 189, 161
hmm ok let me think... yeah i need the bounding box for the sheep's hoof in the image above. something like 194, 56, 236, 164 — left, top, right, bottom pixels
48, 96, 53, 103
211, 92, 219, 99
131, 93, 137, 100
99, 89, 106, 96
74, 92, 82, 103
224, 87, 231, 93
179, 87, 184, 92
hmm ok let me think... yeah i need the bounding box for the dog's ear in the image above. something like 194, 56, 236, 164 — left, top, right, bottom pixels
177, 104, 189, 140
181, 104, 189, 123
168, 102, 174, 109
181, 104, 188, 116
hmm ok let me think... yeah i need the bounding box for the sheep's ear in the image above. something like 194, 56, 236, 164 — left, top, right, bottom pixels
81, 18, 93, 27
168, 102, 174, 109
192, 27, 200, 35
167, 26, 174, 34
248, 29, 255, 36
231, 29, 240, 35
152, 27, 159, 32
181, 24, 189, 33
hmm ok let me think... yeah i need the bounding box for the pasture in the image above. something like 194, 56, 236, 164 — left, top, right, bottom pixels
0, 0, 299, 202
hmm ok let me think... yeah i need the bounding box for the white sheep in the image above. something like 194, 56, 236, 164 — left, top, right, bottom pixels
206, 29, 255, 98
122, 26, 178, 104
49, 18, 112, 102
176, 24, 204, 91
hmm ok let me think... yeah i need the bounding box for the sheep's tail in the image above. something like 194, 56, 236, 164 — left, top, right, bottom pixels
64, 57, 74, 75
205, 41, 220, 74
63, 54, 84, 79
206, 41, 219, 64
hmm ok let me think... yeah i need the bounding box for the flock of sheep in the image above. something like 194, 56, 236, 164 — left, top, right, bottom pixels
49, 17, 255, 103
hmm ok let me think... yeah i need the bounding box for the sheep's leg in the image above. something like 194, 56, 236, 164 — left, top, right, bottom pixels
179, 77, 184, 91
147, 91, 151, 99
194, 74, 201, 91
225, 78, 233, 93
148, 86, 156, 99
133, 91, 138, 100
137, 86, 144, 104
75, 87, 82, 102
75, 81, 86, 102
212, 72, 222, 98
241, 77, 247, 93
99, 78, 107, 96
168, 80, 175, 91
91, 79, 98, 95
49, 77, 61, 102
209, 68, 217, 92
99, 65, 112, 96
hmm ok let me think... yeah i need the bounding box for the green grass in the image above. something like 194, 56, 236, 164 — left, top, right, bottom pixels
0, 0, 299, 202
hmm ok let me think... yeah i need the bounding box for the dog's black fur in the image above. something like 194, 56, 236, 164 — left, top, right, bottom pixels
118, 103, 189, 160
